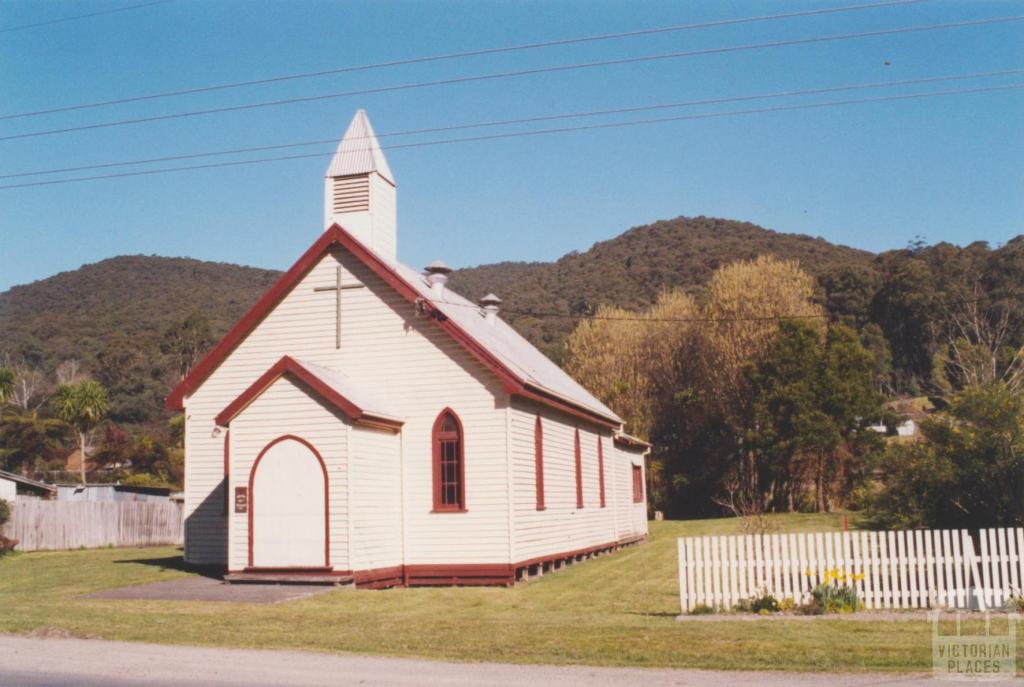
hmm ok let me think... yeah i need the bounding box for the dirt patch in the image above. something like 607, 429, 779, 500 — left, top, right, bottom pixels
81, 576, 339, 604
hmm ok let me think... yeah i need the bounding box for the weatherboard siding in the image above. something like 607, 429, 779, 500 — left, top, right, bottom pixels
336, 249, 512, 565
349, 424, 402, 571
613, 442, 648, 540
226, 376, 349, 572
509, 398, 636, 563
183, 244, 512, 566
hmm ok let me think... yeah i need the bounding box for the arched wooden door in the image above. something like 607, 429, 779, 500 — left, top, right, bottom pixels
249, 436, 329, 569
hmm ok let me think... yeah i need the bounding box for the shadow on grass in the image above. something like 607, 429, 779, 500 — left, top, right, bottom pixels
115, 552, 224, 581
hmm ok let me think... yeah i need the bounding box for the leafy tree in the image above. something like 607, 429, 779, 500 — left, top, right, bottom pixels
746, 320, 824, 511
53, 379, 108, 485
872, 382, 1024, 528
0, 411, 66, 475
700, 256, 824, 508
744, 321, 880, 513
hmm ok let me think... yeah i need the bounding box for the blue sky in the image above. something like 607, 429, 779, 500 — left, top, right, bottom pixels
1, 0, 1022, 292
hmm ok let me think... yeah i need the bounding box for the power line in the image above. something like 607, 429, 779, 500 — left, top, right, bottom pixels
2, 81, 1019, 191
0, 0, 925, 120
436, 294, 990, 324
4, 67, 1021, 180
438, 299, 833, 324
0, 0, 173, 34
3, 14, 1021, 143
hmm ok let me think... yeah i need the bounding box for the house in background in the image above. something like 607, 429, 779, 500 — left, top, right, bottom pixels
167, 110, 649, 587
0, 470, 57, 501
64, 448, 129, 476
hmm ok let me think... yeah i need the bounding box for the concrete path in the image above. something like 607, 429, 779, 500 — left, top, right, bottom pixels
3, 634, 1015, 687
82, 576, 336, 604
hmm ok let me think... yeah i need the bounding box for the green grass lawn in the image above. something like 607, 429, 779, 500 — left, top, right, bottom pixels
0, 513, 1015, 672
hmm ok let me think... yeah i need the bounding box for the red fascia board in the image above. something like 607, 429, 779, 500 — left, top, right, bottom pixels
166, 230, 342, 411
613, 434, 651, 450
519, 384, 619, 430
214, 356, 401, 431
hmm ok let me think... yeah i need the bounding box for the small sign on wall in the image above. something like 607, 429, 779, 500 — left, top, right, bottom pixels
234, 486, 248, 513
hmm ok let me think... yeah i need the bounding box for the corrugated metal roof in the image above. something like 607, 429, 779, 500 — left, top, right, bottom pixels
325, 109, 394, 184
0, 469, 56, 492
393, 262, 622, 424
293, 358, 402, 423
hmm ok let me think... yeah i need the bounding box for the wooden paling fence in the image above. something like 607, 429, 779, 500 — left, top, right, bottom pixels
3, 500, 184, 551
677, 528, 1024, 612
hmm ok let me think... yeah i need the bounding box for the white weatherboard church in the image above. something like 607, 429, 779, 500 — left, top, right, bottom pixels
168, 111, 649, 587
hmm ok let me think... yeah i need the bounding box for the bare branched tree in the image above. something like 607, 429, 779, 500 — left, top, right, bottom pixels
9, 365, 48, 412
55, 359, 85, 385
933, 278, 1024, 396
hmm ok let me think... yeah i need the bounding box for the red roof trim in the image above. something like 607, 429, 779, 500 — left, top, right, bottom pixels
613, 433, 651, 450
167, 230, 341, 411
215, 355, 402, 431
167, 224, 617, 427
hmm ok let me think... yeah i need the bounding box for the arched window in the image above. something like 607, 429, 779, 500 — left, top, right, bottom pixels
534, 416, 545, 511
597, 436, 606, 508
432, 409, 465, 512
574, 429, 583, 509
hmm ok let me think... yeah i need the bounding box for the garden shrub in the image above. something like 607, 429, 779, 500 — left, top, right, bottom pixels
690, 603, 715, 615
0, 498, 15, 556
736, 592, 779, 614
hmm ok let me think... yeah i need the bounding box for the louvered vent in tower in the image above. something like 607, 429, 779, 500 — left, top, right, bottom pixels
332, 174, 370, 214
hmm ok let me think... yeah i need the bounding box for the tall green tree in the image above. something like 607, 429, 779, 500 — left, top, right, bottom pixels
747, 322, 881, 513
746, 320, 825, 512
53, 380, 108, 485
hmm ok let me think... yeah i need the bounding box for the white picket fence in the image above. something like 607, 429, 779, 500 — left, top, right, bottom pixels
2, 500, 184, 551
678, 528, 1024, 612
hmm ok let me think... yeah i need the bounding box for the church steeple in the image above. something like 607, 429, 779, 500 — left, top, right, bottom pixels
324, 110, 396, 263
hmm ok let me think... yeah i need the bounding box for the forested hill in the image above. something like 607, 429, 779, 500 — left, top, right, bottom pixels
2, 215, 1020, 426
447, 216, 874, 359
0, 255, 280, 367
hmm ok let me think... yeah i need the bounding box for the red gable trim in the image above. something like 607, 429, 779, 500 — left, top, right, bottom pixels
167, 224, 618, 427
215, 355, 402, 431
167, 229, 343, 411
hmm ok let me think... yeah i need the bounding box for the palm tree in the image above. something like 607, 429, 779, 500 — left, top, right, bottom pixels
53, 380, 108, 485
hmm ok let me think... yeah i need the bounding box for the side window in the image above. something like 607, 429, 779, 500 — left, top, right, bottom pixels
432, 409, 465, 512
632, 464, 644, 503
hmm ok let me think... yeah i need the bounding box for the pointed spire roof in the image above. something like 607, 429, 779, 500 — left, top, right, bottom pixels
326, 109, 394, 183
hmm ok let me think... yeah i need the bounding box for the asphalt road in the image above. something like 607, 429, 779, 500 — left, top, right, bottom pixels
0, 634, 1016, 686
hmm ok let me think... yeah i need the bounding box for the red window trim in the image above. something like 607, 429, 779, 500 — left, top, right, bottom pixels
432, 408, 466, 513
632, 464, 644, 504
534, 416, 545, 511
597, 436, 606, 508
574, 429, 583, 509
